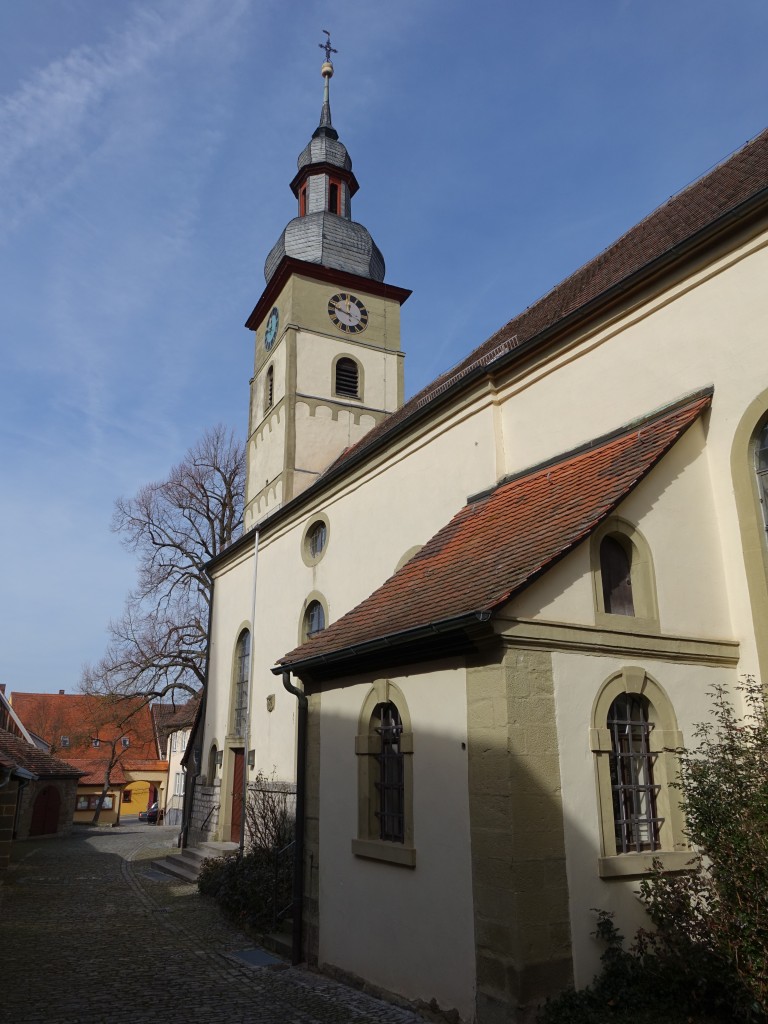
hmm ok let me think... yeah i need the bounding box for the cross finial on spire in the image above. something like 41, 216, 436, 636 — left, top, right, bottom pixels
319, 30, 337, 63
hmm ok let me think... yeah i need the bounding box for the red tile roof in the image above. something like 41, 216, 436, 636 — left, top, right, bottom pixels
0, 729, 83, 779
278, 391, 711, 670
318, 131, 768, 481
9, 693, 160, 761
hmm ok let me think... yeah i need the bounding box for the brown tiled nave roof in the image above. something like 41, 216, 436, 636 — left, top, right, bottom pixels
279, 391, 711, 670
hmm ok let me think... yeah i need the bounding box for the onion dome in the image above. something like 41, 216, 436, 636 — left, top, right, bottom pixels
264, 51, 385, 284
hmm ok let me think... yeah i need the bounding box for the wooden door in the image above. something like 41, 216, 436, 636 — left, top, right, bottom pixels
230, 749, 244, 844
30, 786, 60, 836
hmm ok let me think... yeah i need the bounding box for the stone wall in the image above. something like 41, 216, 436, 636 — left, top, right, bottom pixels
188, 781, 220, 846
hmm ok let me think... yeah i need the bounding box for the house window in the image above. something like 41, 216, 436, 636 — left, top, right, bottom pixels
303, 600, 325, 639
591, 667, 688, 877
174, 772, 185, 797
353, 680, 415, 866
372, 702, 404, 842
265, 366, 274, 412
91, 738, 100, 748
607, 693, 660, 853
600, 536, 634, 615
335, 357, 359, 398
121, 736, 130, 749
60, 736, 70, 748
171, 732, 178, 753
232, 630, 251, 736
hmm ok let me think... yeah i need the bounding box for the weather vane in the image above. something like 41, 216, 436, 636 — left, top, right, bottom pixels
319, 30, 337, 63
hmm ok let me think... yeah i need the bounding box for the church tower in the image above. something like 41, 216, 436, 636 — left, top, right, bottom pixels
244, 41, 411, 528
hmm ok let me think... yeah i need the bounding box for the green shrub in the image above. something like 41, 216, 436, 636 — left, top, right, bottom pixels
539, 680, 768, 1024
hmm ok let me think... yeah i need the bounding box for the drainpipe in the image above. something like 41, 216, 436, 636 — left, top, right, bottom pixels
240, 528, 260, 855
282, 668, 307, 966
181, 569, 216, 850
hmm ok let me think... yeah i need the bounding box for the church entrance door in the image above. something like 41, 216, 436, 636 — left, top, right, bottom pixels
230, 749, 244, 844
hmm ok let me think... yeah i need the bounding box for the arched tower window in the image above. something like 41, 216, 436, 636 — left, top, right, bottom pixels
299, 183, 308, 217
231, 630, 250, 736
335, 357, 359, 398
328, 178, 341, 215
600, 536, 634, 616
265, 366, 274, 412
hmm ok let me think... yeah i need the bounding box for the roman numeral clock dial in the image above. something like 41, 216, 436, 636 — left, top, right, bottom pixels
328, 292, 368, 334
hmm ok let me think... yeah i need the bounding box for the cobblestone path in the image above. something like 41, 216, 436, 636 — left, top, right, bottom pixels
0, 823, 423, 1024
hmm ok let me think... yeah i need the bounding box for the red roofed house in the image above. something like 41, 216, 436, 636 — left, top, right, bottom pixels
10, 691, 168, 827
0, 686, 82, 867
183, 61, 768, 1024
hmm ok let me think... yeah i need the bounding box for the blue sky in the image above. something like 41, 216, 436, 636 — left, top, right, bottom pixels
2, 0, 767, 694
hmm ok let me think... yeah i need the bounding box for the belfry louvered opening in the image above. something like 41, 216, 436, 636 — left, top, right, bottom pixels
335, 357, 359, 398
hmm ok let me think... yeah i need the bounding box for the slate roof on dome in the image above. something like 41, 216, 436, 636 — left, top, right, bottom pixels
277, 390, 711, 672
265, 213, 385, 284
298, 135, 351, 171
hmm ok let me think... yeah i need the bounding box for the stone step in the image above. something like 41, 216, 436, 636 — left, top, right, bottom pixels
151, 840, 240, 882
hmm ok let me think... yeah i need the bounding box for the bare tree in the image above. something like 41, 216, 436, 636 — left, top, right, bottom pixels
82, 425, 245, 704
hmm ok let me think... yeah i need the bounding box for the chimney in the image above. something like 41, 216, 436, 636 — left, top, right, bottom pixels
59, 689, 65, 695
0, 684, 5, 694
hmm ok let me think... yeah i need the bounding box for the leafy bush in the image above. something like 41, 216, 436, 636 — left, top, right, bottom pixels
539, 680, 768, 1024
197, 770, 295, 933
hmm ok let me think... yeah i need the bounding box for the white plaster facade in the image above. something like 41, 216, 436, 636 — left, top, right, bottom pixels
192, 114, 768, 1022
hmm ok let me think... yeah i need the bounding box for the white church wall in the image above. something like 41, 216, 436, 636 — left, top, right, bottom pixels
318, 664, 476, 1021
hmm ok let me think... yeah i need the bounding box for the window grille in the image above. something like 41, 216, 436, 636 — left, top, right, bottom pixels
608, 694, 662, 852
335, 357, 359, 398
233, 630, 250, 736
600, 535, 635, 615
373, 702, 405, 843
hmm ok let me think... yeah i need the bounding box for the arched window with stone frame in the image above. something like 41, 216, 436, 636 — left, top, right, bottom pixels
230, 630, 250, 737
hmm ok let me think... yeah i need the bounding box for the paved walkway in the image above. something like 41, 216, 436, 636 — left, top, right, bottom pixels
1, 822, 423, 1024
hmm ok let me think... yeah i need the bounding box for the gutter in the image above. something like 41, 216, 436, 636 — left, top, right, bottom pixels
281, 669, 308, 966
272, 610, 492, 677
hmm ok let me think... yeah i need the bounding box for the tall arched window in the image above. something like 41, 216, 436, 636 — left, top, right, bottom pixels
755, 421, 768, 530
335, 357, 359, 398
591, 668, 688, 877
607, 693, 660, 852
232, 630, 250, 736
265, 366, 274, 412
354, 680, 415, 866
372, 702, 405, 842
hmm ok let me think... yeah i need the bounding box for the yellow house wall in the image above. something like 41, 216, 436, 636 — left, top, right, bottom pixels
318, 666, 476, 1021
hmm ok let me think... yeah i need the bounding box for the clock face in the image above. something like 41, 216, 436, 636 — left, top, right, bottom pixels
328, 293, 369, 334
264, 307, 279, 350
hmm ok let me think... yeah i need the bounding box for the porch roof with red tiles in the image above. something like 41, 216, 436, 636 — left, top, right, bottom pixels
277, 391, 711, 672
